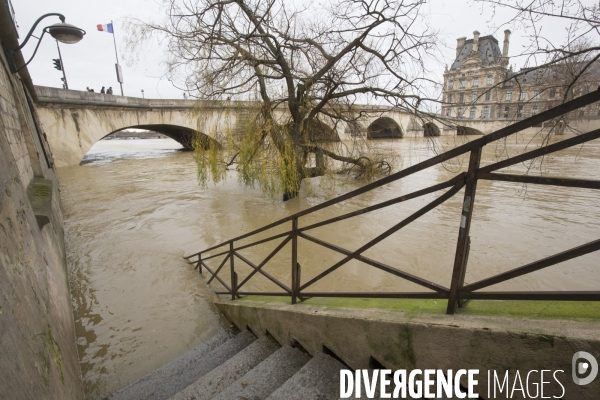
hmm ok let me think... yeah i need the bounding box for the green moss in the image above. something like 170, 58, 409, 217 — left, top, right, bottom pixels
457, 300, 600, 320
236, 296, 600, 320
45, 325, 65, 384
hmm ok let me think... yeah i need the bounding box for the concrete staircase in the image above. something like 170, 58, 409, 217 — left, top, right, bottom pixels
107, 327, 357, 400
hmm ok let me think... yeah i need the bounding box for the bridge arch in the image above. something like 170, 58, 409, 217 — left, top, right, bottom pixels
456, 126, 484, 136
423, 122, 441, 137
344, 121, 364, 138
305, 119, 340, 142
367, 117, 404, 139
102, 124, 220, 150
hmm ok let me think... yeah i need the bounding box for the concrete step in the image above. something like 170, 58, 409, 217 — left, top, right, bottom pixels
266, 352, 345, 400
210, 345, 311, 400
170, 335, 280, 400
109, 329, 255, 400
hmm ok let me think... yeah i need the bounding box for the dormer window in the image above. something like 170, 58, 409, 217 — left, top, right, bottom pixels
487, 75, 492, 85
449, 80, 454, 89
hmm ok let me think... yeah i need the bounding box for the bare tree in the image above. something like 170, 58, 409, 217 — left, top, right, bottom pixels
475, 0, 600, 89
128, 0, 439, 200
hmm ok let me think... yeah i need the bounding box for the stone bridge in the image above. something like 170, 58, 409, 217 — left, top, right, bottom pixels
34, 86, 429, 167
35, 85, 598, 167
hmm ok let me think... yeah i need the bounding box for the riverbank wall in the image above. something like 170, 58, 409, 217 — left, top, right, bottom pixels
0, 8, 84, 400
216, 297, 600, 400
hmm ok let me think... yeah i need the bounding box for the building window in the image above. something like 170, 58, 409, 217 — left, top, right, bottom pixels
473, 77, 479, 87
446, 108, 452, 117
483, 106, 489, 118
447, 94, 453, 103
549, 88, 556, 98
533, 89, 540, 99
487, 75, 492, 85
506, 91, 512, 101
459, 93, 464, 103
472, 92, 477, 102
460, 79, 465, 88
584, 84, 591, 94
485, 90, 491, 101
517, 105, 523, 118
504, 106, 510, 118
449, 80, 454, 89
520, 90, 526, 100
532, 105, 538, 115
469, 108, 476, 119
458, 107, 463, 117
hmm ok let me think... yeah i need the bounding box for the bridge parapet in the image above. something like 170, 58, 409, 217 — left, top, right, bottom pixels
34, 85, 254, 110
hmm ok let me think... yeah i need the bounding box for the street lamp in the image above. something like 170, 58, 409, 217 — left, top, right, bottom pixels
141, 89, 145, 99
4, 13, 85, 73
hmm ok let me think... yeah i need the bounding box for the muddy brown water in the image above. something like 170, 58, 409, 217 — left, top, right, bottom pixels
57, 135, 600, 399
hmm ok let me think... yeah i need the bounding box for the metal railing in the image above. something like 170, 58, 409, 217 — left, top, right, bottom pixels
185, 89, 600, 314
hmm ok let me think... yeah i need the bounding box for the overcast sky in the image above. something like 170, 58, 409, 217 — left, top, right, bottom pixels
13, 0, 576, 100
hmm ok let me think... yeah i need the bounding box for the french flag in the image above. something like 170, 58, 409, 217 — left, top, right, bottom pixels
97, 23, 114, 33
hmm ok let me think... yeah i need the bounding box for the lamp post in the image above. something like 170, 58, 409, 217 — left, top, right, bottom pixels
3, 13, 85, 73
141, 89, 144, 99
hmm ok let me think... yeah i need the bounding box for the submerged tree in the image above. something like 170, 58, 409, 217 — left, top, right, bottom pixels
128, 0, 439, 200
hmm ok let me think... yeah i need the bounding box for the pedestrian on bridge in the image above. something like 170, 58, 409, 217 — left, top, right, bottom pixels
101, 86, 106, 94
107, 87, 113, 95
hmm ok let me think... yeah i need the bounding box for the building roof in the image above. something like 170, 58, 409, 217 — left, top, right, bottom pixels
450, 35, 503, 71
503, 59, 600, 88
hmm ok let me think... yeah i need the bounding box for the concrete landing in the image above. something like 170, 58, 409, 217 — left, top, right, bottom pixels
215, 297, 600, 400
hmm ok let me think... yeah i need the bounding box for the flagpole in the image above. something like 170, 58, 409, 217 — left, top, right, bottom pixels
111, 20, 124, 96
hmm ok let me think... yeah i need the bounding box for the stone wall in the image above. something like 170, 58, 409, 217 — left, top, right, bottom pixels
0, 19, 84, 400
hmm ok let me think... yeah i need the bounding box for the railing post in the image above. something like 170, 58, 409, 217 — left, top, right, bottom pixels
197, 253, 202, 275
291, 217, 298, 304
447, 147, 482, 314
229, 241, 236, 300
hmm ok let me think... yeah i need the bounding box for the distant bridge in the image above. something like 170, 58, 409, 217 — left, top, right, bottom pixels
34, 86, 597, 167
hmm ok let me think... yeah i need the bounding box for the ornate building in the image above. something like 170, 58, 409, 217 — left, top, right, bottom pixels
441, 30, 600, 122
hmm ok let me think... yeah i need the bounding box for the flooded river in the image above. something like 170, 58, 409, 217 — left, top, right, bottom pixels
57, 135, 600, 399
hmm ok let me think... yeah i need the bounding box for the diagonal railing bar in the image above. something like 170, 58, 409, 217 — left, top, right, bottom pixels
300, 292, 448, 299
299, 181, 465, 291
200, 249, 230, 262
184, 90, 600, 261
234, 231, 292, 253
298, 232, 449, 294
478, 172, 600, 190
462, 291, 600, 301
185, 219, 292, 259
207, 253, 230, 285
201, 261, 231, 292
479, 128, 600, 174
233, 251, 293, 294
236, 235, 293, 291
460, 238, 600, 294
299, 174, 465, 233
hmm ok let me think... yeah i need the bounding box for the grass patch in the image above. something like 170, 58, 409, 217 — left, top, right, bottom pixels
234, 296, 600, 320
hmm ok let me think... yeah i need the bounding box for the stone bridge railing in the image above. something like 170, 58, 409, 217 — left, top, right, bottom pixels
33, 85, 254, 110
